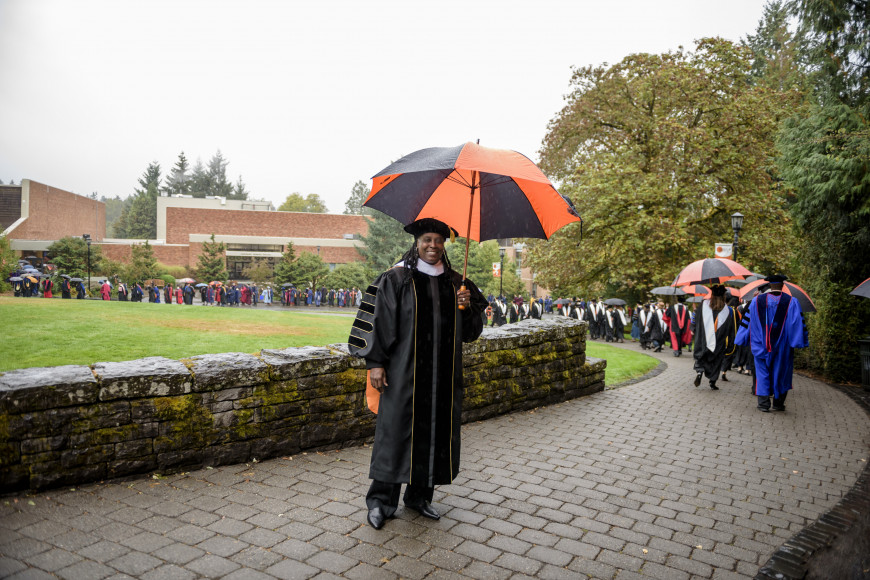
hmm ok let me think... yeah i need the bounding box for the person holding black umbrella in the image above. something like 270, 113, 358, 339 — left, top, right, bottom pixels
692, 285, 737, 390
348, 218, 487, 530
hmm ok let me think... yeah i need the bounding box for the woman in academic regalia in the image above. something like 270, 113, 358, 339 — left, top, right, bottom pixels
692, 285, 737, 390
348, 218, 487, 531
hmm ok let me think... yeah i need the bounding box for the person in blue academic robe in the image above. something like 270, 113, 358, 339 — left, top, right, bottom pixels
735, 275, 809, 412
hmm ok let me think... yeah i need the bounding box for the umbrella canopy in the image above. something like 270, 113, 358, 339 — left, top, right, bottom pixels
554, 298, 572, 305
24, 275, 38, 282
738, 279, 816, 313
673, 258, 752, 286
686, 296, 705, 303
176, 277, 196, 284
281, 283, 295, 288
70, 277, 83, 282
195, 283, 208, 287
366, 142, 580, 243
60, 274, 71, 279
9, 276, 22, 282
681, 284, 711, 296
651, 286, 686, 296
851, 277, 870, 299
603, 298, 626, 306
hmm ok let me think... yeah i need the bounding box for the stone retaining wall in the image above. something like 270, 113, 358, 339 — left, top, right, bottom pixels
0, 318, 603, 493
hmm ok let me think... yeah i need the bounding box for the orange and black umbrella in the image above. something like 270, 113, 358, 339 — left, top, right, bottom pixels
681, 284, 711, 296
366, 142, 581, 282
673, 258, 751, 287
739, 279, 816, 312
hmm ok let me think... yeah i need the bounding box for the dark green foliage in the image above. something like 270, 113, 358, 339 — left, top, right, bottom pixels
163, 152, 191, 197
358, 212, 408, 273
294, 253, 329, 289
0, 235, 17, 292
273, 242, 298, 285
196, 234, 228, 282
777, 0, 870, 382
47, 237, 102, 278
126, 241, 161, 283
323, 261, 372, 291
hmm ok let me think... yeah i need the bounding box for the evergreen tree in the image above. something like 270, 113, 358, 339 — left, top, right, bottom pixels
206, 150, 233, 197
358, 212, 408, 273
273, 242, 298, 285
163, 151, 191, 197
323, 261, 373, 291
743, 1, 808, 91
196, 234, 228, 281
230, 175, 249, 200
126, 240, 160, 283
47, 236, 102, 278
294, 252, 330, 289
190, 158, 208, 198
776, 0, 870, 382
125, 182, 158, 239
0, 235, 17, 292
343, 180, 373, 215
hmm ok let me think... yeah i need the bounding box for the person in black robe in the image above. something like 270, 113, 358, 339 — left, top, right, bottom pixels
649, 303, 666, 352
348, 218, 487, 530
117, 282, 128, 301
132, 283, 143, 302
585, 299, 600, 339
530, 298, 543, 319
692, 285, 737, 390
612, 307, 627, 343
76, 282, 86, 299
603, 305, 615, 342
60, 278, 71, 299
663, 297, 692, 357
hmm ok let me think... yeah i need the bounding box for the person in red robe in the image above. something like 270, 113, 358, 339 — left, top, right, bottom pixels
100, 280, 111, 301
42, 278, 53, 298
176, 286, 183, 304
663, 296, 693, 357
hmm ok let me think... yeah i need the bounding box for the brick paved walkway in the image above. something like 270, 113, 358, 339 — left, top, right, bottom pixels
1, 339, 868, 579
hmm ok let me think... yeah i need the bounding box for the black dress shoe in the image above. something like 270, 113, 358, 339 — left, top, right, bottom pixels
758, 407, 770, 413
405, 501, 440, 520
771, 406, 785, 412
710, 383, 719, 390
693, 374, 702, 387
367, 507, 386, 529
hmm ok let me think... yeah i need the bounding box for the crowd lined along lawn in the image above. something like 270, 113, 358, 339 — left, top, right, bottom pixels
0, 297, 354, 371
0, 297, 659, 383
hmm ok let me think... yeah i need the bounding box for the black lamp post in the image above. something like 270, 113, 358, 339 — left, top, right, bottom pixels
499, 247, 506, 299
82, 234, 91, 295
730, 212, 744, 262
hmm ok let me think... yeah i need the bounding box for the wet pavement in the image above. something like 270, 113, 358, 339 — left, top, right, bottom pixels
1, 338, 868, 579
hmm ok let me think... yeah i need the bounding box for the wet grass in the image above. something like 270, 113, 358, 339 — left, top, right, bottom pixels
585, 341, 659, 386
0, 296, 355, 371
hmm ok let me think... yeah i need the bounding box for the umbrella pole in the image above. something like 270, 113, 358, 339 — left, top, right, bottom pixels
458, 171, 478, 310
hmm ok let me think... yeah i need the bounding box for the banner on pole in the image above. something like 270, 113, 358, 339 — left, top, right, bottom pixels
715, 243, 733, 258
492, 262, 501, 278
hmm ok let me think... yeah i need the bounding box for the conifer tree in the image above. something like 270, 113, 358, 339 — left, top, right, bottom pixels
197, 234, 228, 281
358, 212, 407, 273
273, 242, 298, 285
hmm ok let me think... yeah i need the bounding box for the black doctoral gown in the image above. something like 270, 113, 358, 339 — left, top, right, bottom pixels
348, 265, 486, 487
693, 303, 737, 381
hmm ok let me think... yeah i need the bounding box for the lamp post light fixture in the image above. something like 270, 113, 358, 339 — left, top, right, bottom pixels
730, 212, 744, 263
82, 234, 92, 296
499, 247, 506, 299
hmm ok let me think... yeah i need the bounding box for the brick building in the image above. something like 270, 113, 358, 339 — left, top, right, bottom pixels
1, 180, 105, 253
2, 180, 368, 279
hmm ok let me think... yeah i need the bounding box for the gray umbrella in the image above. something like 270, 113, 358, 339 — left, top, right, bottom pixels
651, 286, 686, 296
70, 278, 83, 282
9, 276, 22, 282
686, 296, 705, 303
603, 298, 626, 306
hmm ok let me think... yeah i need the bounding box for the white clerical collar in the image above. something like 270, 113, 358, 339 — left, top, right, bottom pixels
395, 260, 444, 276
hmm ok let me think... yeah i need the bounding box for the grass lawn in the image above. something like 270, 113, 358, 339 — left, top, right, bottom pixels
0, 297, 356, 372
0, 298, 660, 389
585, 341, 659, 387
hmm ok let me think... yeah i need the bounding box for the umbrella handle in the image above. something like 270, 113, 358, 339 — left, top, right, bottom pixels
458, 283, 467, 310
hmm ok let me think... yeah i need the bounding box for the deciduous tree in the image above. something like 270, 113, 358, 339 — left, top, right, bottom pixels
343, 180, 373, 215
47, 237, 102, 278
294, 252, 330, 289
531, 38, 801, 296
278, 193, 328, 213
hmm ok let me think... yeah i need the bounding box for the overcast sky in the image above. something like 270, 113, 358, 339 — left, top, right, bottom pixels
0, 0, 767, 213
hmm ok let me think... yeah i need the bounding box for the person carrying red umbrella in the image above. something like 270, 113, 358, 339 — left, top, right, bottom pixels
735, 275, 809, 412
692, 285, 738, 390
347, 218, 488, 530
